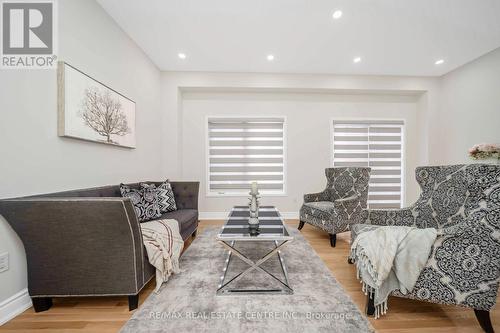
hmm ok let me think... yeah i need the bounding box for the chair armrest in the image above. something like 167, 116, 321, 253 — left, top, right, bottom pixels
412, 212, 500, 310
0, 197, 145, 296
334, 194, 364, 213
364, 207, 416, 226
170, 181, 199, 210
333, 194, 360, 206
304, 191, 329, 203
334, 194, 367, 228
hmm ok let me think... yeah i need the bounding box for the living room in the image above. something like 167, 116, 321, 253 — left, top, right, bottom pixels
0, 0, 499, 332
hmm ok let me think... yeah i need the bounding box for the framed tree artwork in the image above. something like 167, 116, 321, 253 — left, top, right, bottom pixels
57, 62, 136, 148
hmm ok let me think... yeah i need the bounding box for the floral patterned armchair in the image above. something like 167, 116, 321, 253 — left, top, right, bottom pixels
350, 164, 500, 333
299, 167, 371, 247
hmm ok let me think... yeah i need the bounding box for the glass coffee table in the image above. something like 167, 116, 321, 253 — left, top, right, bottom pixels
216, 206, 294, 295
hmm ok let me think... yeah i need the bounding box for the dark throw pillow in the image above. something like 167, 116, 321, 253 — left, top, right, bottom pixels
120, 183, 161, 222
143, 181, 177, 213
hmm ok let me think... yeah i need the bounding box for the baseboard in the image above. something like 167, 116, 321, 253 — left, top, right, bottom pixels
199, 211, 299, 220
0, 289, 32, 326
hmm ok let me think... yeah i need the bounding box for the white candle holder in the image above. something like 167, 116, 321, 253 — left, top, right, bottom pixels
248, 183, 260, 231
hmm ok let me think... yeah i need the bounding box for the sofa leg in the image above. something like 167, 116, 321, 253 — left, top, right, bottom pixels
347, 258, 354, 264
192, 229, 197, 238
474, 309, 494, 333
329, 233, 337, 247
128, 295, 139, 311
298, 221, 305, 230
366, 292, 375, 316
32, 297, 52, 312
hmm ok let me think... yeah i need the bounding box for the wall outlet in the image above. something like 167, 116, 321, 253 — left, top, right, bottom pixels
0, 252, 9, 273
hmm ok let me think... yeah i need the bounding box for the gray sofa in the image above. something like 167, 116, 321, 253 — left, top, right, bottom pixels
0, 181, 199, 312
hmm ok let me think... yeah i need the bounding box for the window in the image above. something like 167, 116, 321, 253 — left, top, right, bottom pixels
332, 120, 404, 209
207, 117, 286, 196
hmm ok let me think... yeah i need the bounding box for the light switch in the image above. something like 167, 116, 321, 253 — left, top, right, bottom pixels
0, 252, 8, 273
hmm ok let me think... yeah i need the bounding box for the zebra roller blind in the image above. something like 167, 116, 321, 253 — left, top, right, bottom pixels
332, 120, 404, 209
207, 117, 285, 195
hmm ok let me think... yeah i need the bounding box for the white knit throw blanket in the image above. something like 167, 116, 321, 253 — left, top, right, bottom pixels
350, 225, 437, 318
140, 219, 184, 293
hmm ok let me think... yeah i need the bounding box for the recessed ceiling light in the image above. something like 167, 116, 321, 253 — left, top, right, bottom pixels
435, 59, 444, 65
267, 54, 275, 61
178, 53, 187, 59
332, 10, 343, 19
353, 57, 362, 63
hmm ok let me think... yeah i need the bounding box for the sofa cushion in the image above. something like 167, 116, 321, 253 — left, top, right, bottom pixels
159, 209, 198, 239
147, 181, 177, 213
120, 183, 161, 222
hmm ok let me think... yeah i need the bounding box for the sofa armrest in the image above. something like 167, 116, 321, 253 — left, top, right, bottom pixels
0, 198, 146, 297
170, 182, 199, 210
364, 207, 416, 226
304, 191, 329, 203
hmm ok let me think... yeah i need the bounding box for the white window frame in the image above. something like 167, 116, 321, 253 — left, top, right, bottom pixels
330, 117, 406, 208
205, 115, 287, 197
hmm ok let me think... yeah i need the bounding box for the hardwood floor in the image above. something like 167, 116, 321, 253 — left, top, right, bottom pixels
0, 219, 498, 332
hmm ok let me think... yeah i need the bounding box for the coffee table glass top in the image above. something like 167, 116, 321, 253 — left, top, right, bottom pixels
216, 206, 292, 241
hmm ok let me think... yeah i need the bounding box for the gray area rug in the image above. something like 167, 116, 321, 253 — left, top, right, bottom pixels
121, 227, 374, 333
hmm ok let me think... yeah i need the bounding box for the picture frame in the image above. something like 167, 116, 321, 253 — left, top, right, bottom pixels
57, 61, 136, 148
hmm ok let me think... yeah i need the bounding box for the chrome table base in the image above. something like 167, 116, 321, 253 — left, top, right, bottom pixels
216, 239, 293, 295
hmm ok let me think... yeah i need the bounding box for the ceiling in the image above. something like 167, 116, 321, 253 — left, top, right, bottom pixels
97, 0, 500, 76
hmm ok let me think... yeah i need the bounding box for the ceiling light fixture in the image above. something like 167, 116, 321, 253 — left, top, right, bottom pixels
353, 57, 362, 63
332, 10, 343, 19
267, 54, 275, 61
435, 59, 444, 65
178, 53, 187, 59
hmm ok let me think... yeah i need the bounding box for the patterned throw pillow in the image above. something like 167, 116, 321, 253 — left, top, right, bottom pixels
143, 181, 177, 213
120, 183, 162, 222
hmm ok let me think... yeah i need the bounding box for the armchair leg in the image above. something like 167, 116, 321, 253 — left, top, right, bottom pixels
474, 309, 494, 333
192, 229, 197, 238
366, 292, 375, 316
298, 221, 305, 230
32, 297, 52, 312
329, 233, 337, 247
347, 258, 355, 264
128, 295, 139, 311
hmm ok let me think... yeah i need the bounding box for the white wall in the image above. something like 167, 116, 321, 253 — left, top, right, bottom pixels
160, 72, 440, 217
0, 0, 162, 313
429, 47, 500, 164
183, 91, 419, 215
